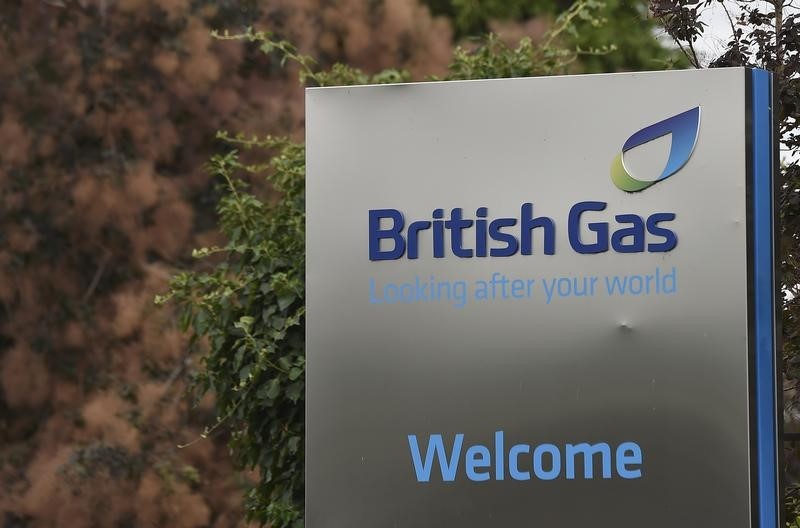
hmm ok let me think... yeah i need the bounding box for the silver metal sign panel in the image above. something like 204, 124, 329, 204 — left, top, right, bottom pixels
305, 68, 778, 527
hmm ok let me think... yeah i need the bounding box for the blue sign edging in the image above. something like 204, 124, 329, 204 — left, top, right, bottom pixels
752, 67, 779, 528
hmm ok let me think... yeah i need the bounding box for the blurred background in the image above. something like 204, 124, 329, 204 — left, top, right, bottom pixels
0, 1, 784, 527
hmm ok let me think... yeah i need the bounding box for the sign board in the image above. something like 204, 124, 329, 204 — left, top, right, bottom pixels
306, 68, 779, 527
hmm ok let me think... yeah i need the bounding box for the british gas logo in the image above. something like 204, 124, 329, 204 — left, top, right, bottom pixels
610, 107, 701, 192
366, 111, 702, 261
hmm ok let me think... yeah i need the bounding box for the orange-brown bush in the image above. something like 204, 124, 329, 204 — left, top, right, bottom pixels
0, 1, 454, 525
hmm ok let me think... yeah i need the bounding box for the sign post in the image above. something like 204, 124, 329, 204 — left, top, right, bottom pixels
306, 68, 779, 527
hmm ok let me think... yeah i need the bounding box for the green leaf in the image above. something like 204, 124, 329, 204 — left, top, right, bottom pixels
277, 294, 295, 311
285, 381, 303, 403
265, 378, 281, 400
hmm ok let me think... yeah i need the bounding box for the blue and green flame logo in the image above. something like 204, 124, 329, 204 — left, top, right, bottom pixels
611, 106, 701, 192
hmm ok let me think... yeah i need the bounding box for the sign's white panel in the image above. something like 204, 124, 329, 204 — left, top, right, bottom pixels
305, 68, 778, 527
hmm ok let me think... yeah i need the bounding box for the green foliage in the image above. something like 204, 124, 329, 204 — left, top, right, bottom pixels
442, 1, 615, 79
160, 1, 685, 525
214, 28, 412, 87
425, 0, 554, 37
789, 485, 800, 528
572, 0, 687, 72
425, 0, 686, 72
157, 135, 307, 526
164, 23, 448, 514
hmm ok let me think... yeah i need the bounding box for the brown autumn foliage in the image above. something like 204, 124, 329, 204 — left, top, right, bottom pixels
0, 1, 457, 526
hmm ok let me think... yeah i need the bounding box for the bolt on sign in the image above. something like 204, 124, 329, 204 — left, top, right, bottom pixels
305, 68, 780, 527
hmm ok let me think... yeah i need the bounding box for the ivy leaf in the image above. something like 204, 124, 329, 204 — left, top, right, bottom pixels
285, 381, 303, 403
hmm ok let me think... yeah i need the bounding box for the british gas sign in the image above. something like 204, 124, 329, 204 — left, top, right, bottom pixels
306, 69, 780, 527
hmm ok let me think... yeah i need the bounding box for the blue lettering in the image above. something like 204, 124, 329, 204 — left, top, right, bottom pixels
611, 214, 645, 253
465, 445, 491, 482
488, 217, 519, 257
368, 204, 677, 260
432, 209, 445, 258
475, 207, 488, 257
605, 275, 627, 295
407, 433, 643, 483
568, 201, 609, 254
646, 213, 678, 252
616, 442, 643, 479
533, 444, 561, 480
509, 444, 531, 481
565, 442, 612, 479
520, 203, 555, 255
369, 209, 405, 260
407, 434, 464, 483
406, 220, 431, 259
445, 208, 473, 257
495, 430, 505, 480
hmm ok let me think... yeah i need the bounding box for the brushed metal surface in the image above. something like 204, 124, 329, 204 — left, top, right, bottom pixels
306, 68, 751, 527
